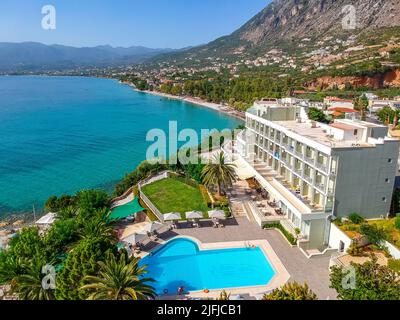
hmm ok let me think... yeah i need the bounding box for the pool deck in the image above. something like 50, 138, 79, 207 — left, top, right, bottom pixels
137, 217, 338, 300
142, 235, 290, 300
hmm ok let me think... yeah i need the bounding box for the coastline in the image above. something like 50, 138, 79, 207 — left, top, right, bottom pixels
119, 80, 245, 121
0, 77, 242, 226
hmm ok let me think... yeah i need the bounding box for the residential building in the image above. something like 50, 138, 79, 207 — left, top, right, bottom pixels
324, 97, 354, 109
228, 100, 400, 252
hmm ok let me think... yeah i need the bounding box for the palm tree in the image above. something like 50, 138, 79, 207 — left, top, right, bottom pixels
80, 253, 156, 300
12, 258, 55, 300
201, 152, 236, 196
79, 214, 116, 243
57, 205, 78, 220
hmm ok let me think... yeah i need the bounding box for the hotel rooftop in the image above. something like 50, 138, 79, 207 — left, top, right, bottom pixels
249, 99, 395, 150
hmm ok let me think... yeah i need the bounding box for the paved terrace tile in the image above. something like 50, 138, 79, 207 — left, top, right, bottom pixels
143, 217, 338, 300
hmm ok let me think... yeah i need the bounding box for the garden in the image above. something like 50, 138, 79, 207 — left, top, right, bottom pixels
141, 176, 211, 217
335, 214, 400, 272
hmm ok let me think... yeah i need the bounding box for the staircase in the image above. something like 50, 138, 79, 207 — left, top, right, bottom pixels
230, 201, 247, 218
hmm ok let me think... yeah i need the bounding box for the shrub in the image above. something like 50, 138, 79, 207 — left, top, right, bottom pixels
264, 223, 297, 245
388, 259, 400, 273
334, 217, 343, 226
199, 184, 212, 208
347, 243, 364, 257
395, 216, 400, 231
348, 213, 365, 225
263, 282, 317, 300
216, 290, 231, 300
360, 224, 387, 246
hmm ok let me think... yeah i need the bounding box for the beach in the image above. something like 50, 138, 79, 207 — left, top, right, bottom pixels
141, 91, 246, 121
120, 81, 245, 121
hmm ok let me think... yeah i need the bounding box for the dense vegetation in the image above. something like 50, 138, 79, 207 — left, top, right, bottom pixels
263, 282, 317, 300
330, 257, 400, 300
0, 189, 155, 300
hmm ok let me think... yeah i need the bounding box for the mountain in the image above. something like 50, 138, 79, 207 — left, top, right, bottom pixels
231, 0, 399, 46
152, 0, 400, 63
0, 42, 176, 73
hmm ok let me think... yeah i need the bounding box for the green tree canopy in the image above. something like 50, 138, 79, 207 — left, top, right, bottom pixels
263, 282, 318, 300
330, 257, 400, 300
81, 253, 156, 300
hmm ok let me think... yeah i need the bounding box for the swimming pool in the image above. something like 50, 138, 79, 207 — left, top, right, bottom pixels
140, 237, 276, 295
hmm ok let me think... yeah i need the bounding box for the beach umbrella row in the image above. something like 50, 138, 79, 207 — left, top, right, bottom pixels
163, 210, 225, 221
122, 221, 166, 245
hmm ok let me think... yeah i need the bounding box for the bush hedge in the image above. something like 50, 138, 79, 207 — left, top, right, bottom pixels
263, 222, 297, 245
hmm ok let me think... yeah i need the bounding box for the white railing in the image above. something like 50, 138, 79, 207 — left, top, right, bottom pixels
139, 190, 164, 222
137, 170, 172, 222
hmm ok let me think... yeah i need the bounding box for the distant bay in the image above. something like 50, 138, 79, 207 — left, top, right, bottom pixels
0, 76, 241, 217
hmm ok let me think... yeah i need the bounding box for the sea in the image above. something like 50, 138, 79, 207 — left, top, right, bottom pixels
0, 76, 241, 217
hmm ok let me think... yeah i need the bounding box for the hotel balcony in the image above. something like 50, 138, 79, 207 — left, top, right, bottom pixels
315, 161, 328, 173
237, 158, 323, 215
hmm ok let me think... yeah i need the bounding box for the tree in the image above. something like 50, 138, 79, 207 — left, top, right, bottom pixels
183, 162, 205, 183
45, 195, 58, 212
8, 227, 45, 260
57, 205, 78, 221
348, 213, 364, 225
80, 253, 156, 300
12, 257, 55, 300
355, 96, 368, 121
55, 238, 114, 300
330, 257, 400, 300
79, 214, 116, 244
76, 190, 110, 213
376, 107, 399, 125
360, 224, 387, 246
263, 282, 317, 300
201, 152, 236, 196
395, 216, 400, 231
308, 107, 328, 123
44, 218, 80, 255
0, 251, 26, 285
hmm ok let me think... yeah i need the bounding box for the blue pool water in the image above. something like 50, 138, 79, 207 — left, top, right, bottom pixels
0, 76, 241, 216
140, 238, 275, 295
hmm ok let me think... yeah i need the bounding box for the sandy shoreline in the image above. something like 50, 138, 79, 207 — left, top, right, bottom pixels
120, 81, 245, 121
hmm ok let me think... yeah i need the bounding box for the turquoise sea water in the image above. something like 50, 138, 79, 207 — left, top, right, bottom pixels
140, 238, 275, 294
0, 76, 240, 216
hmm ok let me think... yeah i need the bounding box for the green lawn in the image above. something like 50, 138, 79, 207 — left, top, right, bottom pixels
141, 178, 210, 218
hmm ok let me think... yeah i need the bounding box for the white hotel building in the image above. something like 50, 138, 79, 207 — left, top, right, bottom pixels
228, 99, 400, 252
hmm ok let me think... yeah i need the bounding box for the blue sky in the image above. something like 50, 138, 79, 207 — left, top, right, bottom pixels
0, 0, 269, 48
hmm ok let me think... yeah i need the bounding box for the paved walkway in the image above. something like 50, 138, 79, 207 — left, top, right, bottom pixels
152, 217, 338, 300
